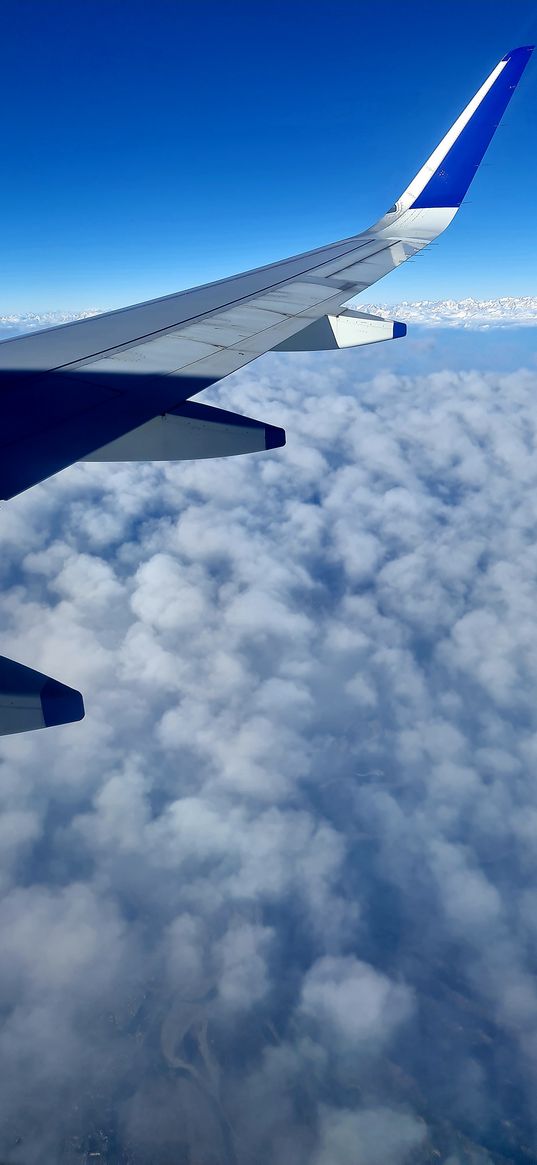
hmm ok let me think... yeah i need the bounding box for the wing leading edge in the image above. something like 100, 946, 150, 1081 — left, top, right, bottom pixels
0, 47, 532, 732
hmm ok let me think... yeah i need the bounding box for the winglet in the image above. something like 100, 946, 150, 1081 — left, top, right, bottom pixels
396, 46, 533, 212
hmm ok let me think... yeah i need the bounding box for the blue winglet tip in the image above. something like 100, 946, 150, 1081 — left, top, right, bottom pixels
411, 44, 533, 211
265, 424, 286, 450
41, 678, 85, 728
392, 321, 407, 339
502, 46, 534, 62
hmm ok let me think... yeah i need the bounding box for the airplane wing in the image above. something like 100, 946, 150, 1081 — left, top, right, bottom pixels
0, 45, 532, 732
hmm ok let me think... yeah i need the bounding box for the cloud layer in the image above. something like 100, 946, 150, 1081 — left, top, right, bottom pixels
1, 336, 537, 1162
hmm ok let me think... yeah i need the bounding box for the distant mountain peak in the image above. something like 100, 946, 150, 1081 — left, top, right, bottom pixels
359, 296, 537, 329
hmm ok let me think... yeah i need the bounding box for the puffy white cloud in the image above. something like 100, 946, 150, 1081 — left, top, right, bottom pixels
215, 919, 273, 1011
312, 1105, 426, 1165
300, 955, 414, 1047
1, 330, 537, 1160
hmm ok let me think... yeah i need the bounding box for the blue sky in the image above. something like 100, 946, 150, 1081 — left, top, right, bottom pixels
1, 0, 535, 311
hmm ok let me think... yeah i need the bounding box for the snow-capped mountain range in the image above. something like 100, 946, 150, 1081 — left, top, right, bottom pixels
361, 296, 537, 328
0, 297, 536, 340
0, 309, 101, 337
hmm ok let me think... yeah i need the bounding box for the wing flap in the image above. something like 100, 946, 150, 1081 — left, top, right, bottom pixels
83, 400, 286, 462
274, 310, 406, 351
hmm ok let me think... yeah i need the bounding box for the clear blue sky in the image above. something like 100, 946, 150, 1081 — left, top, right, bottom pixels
1, 0, 535, 312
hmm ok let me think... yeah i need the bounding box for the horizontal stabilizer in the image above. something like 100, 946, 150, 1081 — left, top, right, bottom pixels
84, 400, 286, 463
0, 655, 85, 736
274, 310, 406, 352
